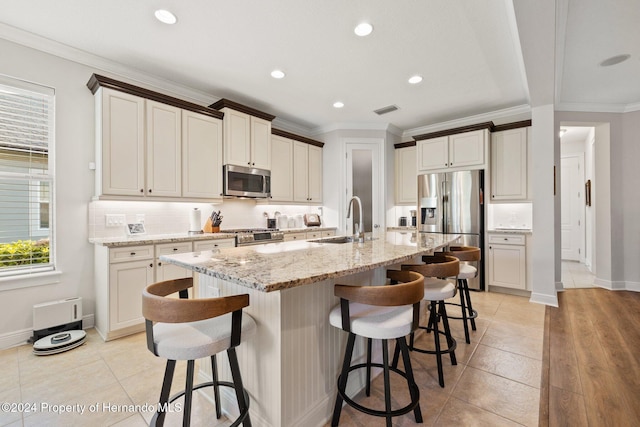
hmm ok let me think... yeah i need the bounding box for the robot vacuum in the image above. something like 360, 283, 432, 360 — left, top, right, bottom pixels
33, 330, 86, 356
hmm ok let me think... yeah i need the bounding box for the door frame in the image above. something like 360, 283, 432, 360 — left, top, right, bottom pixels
342, 138, 385, 236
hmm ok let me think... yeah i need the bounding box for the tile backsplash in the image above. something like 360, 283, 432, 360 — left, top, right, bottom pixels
487, 203, 533, 230
89, 200, 326, 238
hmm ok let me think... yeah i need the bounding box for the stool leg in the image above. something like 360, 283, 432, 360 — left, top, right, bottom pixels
381, 339, 393, 427
391, 340, 401, 369
398, 336, 423, 423
439, 301, 457, 366
183, 360, 195, 427
430, 301, 445, 388
227, 347, 252, 427
156, 359, 176, 427
332, 333, 356, 426
210, 355, 221, 419
458, 278, 471, 344
464, 279, 477, 331
366, 338, 372, 396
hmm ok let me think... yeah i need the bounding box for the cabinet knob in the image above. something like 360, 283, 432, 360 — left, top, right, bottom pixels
130, 252, 136, 256
140, 189, 144, 193
173, 248, 178, 251
158, 262, 162, 266
149, 263, 153, 268
148, 189, 152, 193
504, 238, 508, 241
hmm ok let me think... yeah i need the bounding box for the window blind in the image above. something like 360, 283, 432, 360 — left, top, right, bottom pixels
0, 76, 54, 276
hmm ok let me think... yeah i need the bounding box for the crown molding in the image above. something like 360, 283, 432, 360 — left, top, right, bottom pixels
555, 102, 631, 114
311, 121, 402, 137
624, 102, 640, 113
0, 23, 217, 106
402, 104, 531, 139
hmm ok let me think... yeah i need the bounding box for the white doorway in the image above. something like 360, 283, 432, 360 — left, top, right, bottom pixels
344, 139, 384, 237
560, 154, 585, 261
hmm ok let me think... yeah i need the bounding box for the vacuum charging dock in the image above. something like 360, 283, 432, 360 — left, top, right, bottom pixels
32, 297, 85, 356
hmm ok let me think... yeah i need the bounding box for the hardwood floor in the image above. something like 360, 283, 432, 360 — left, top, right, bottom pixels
540, 288, 640, 427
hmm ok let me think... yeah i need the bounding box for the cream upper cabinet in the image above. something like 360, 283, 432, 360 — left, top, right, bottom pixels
218, 107, 272, 170
491, 127, 528, 201
182, 110, 223, 199
146, 100, 182, 198
270, 134, 294, 202
395, 146, 417, 205
90, 75, 225, 201
417, 129, 486, 172
98, 87, 145, 196
307, 144, 323, 203
293, 141, 323, 203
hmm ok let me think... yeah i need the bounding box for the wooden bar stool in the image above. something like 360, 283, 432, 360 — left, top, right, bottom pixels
399, 255, 459, 388
329, 270, 425, 427
142, 277, 256, 427
440, 245, 481, 344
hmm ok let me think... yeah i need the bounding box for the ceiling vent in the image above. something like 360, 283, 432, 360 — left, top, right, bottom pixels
373, 105, 399, 115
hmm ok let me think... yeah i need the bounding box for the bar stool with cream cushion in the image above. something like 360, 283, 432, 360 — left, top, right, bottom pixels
399, 255, 459, 388
329, 270, 425, 427
440, 245, 481, 344
142, 277, 256, 427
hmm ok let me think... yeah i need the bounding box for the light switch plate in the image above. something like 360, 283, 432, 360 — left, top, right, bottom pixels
105, 214, 126, 227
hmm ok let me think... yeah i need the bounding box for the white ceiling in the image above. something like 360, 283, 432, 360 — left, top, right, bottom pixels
0, 0, 638, 135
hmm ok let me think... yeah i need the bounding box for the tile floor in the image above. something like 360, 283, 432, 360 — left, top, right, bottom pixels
0, 291, 545, 427
561, 261, 595, 288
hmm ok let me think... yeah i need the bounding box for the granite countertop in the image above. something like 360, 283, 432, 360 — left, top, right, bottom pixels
89, 232, 237, 247
160, 231, 460, 293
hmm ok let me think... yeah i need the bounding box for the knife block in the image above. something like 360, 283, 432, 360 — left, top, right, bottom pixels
203, 218, 220, 233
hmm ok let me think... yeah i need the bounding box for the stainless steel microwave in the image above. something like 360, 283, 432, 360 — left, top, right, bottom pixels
223, 164, 271, 198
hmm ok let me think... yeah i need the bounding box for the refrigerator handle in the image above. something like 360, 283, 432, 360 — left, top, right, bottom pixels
441, 179, 447, 232
479, 187, 484, 205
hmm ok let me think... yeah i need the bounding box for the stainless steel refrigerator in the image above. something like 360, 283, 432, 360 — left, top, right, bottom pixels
418, 169, 485, 290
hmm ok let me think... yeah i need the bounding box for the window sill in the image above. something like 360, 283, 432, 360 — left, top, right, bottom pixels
0, 270, 62, 291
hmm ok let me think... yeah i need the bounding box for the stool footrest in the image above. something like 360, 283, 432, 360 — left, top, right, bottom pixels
444, 303, 478, 320
151, 381, 250, 427
337, 362, 421, 419
410, 326, 457, 356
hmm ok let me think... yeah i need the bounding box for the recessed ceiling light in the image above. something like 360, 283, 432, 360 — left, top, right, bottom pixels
408, 75, 423, 84
599, 54, 631, 67
333, 101, 345, 109
354, 22, 373, 37
154, 9, 177, 25
271, 70, 285, 79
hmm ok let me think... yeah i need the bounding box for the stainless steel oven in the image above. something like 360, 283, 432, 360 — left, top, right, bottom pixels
223, 164, 271, 198
226, 229, 284, 246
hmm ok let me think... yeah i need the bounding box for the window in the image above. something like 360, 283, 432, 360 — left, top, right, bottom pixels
0, 76, 55, 277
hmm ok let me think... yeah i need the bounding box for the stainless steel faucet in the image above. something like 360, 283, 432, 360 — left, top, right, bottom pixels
347, 196, 365, 242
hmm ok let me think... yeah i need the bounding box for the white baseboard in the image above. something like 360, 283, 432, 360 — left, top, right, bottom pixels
625, 281, 640, 292
529, 292, 559, 307
594, 278, 626, 290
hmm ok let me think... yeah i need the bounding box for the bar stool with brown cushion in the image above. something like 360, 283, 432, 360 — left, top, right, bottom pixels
142, 277, 256, 427
399, 254, 459, 388
329, 270, 425, 427
440, 245, 481, 344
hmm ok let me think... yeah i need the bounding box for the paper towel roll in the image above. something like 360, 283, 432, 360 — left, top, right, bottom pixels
189, 208, 202, 232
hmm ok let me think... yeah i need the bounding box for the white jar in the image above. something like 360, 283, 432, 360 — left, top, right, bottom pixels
278, 214, 288, 229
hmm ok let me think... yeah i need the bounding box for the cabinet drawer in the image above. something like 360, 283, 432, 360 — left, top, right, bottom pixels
322, 230, 336, 238
284, 232, 306, 241
193, 238, 236, 251
155, 242, 193, 257
109, 245, 154, 263
488, 234, 525, 245
306, 231, 322, 240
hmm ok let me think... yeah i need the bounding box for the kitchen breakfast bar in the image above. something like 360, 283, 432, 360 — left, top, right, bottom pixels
160, 231, 460, 427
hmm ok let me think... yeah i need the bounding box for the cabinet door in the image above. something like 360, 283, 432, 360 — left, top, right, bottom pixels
491, 128, 527, 200
307, 145, 323, 203
449, 130, 484, 168
182, 111, 223, 199
109, 259, 154, 331
146, 100, 182, 197
488, 243, 526, 289
100, 88, 145, 196
395, 146, 417, 204
155, 242, 193, 282
251, 116, 271, 170
270, 135, 294, 202
417, 137, 448, 171
293, 141, 310, 202
223, 109, 251, 167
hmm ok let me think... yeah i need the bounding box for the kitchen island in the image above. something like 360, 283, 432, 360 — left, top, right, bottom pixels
160, 231, 460, 427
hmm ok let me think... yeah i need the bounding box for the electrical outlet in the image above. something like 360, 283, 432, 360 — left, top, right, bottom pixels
105, 214, 126, 227
135, 214, 145, 224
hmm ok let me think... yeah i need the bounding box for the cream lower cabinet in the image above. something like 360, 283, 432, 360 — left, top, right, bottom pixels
487, 234, 527, 290
284, 230, 335, 241
155, 242, 193, 282
95, 244, 154, 341
193, 238, 236, 251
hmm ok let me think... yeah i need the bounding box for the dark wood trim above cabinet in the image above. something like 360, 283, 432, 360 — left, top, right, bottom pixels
491, 120, 532, 132
271, 128, 324, 147
87, 74, 224, 120
413, 122, 493, 141
394, 141, 416, 149
209, 98, 276, 122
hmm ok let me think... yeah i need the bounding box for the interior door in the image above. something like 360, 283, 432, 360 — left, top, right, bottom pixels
561, 154, 585, 261
345, 140, 383, 236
